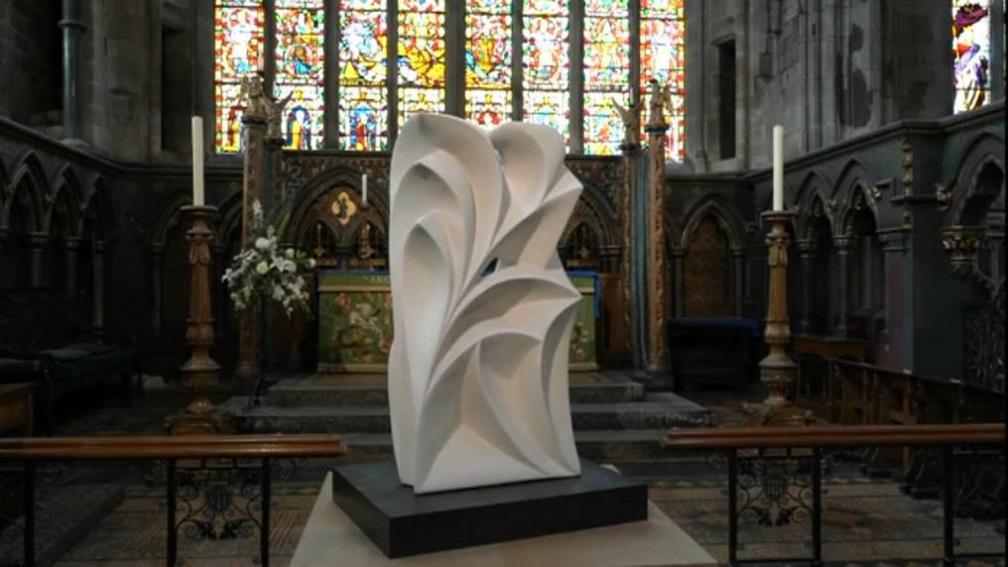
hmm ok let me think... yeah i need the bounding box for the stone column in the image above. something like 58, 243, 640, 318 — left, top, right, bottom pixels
26, 232, 48, 289
833, 235, 853, 337
620, 141, 644, 366
150, 245, 165, 337
796, 239, 818, 334
645, 108, 669, 373
62, 237, 82, 299
91, 240, 106, 332
59, 0, 87, 147
731, 248, 745, 316
670, 248, 685, 318
236, 110, 268, 387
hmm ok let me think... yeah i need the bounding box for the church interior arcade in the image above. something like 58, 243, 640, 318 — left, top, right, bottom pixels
0, 0, 1004, 564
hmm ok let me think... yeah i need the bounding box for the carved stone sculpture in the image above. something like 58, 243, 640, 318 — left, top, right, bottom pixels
388, 114, 583, 494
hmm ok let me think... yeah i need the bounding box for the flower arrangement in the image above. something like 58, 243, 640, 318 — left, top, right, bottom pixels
222, 199, 316, 315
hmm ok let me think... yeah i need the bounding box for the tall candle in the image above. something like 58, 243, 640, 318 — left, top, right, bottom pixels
191, 116, 205, 207
362, 172, 368, 205
772, 124, 783, 211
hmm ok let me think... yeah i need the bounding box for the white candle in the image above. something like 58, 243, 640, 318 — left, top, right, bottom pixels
191, 116, 205, 207
772, 124, 784, 211
362, 172, 368, 205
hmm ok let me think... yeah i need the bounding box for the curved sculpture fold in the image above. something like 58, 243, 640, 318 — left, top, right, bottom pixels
389, 114, 583, 493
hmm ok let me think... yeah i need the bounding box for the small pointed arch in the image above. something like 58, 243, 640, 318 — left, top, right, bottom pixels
215, 189, 245, 250
833, 159, 878, 236
567, 178, 620, 252
948, 133, 1005, 226
681, 194, 747, 251
81, 177, 113, 242
795, 170, 835, 239
46, 164, 84, 238
285, 166, 389, 244
5, 152, 48, 233
664, 210, 684, 251
150, 190, 191, 250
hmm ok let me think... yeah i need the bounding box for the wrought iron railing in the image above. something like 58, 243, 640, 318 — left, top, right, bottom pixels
663, 423, 1005, 566
0, 434, 345, 567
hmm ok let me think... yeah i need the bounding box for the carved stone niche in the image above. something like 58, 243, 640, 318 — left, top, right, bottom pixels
940, 225, 987, 277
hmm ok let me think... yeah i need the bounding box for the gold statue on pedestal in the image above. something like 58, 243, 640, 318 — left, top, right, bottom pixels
238, 73, 292, 139
612, 98, 640, 148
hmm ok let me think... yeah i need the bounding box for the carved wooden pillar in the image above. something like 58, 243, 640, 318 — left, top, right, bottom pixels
833, 235, 854, 337
744, 211, 811, 426
166, 206, 228, 434
645, 102, 669, 373
796, 239, 818, 334
26, 232, 48, 289
91, 240, 106, 332
236, 110, 268, 387
62, 237, 82, 299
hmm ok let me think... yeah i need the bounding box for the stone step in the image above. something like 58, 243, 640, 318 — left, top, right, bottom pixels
0, 482, 124, 566
222, 393, 710, 434
265, 372, 647, 408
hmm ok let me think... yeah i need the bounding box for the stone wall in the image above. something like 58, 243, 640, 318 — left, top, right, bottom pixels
684, 0, 988, 173
0, 0, 62, 129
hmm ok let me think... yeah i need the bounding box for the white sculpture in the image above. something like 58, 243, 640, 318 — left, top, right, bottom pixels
388, 114, 583, 494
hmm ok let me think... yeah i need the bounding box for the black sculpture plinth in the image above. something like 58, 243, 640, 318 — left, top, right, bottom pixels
331, 459, 648, 558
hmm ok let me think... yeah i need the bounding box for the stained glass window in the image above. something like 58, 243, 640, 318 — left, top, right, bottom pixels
274, 0, 325, 150
466, 1, 512, 127
641, 0, 685, 160
398, 0, 447, 128
339, 0, 389, 150
952, 0, 992, 113
522, 0, 570, 144
583, 0, 630, 155
214, 0, 265, 152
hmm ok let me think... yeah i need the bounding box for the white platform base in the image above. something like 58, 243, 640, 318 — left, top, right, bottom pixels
290, 473, 716, 567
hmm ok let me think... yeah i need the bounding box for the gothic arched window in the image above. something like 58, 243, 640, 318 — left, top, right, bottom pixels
338, 0, 389, 151
952, 0, 993, 113
214, 0, 265, 153
275, 0, 326, 150
582, 0, 630, 155
465, 0, 513, 127
522, 0, 570, 143
212, 0, 685, 155
397, 0, 447, 126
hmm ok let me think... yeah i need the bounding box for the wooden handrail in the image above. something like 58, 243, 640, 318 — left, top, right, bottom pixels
662, 423, 1004, 450
0, 434, 346, 461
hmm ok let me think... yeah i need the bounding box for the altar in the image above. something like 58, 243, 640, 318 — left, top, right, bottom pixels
316, 270, 600, 373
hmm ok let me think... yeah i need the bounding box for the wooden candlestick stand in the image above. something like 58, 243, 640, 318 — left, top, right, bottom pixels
745, 210, 812, 426
166, 205, 230, 434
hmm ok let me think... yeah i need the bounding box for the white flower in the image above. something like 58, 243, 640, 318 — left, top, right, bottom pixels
286, 248, 294, 258
307, 258, 317, 269
272, 285, 284, 300
255, 237, 270, 251
256, 261, 269, 275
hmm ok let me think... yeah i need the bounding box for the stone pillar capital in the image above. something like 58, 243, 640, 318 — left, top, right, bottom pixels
940, 225, 987, 277
833, 235, 855, 251
795, 239, 818, 256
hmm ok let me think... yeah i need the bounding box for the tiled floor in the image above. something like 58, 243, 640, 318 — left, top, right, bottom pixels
10, 380, 1005, 566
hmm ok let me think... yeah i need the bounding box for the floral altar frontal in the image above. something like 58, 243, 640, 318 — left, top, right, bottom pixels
316, 270, 599, 373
